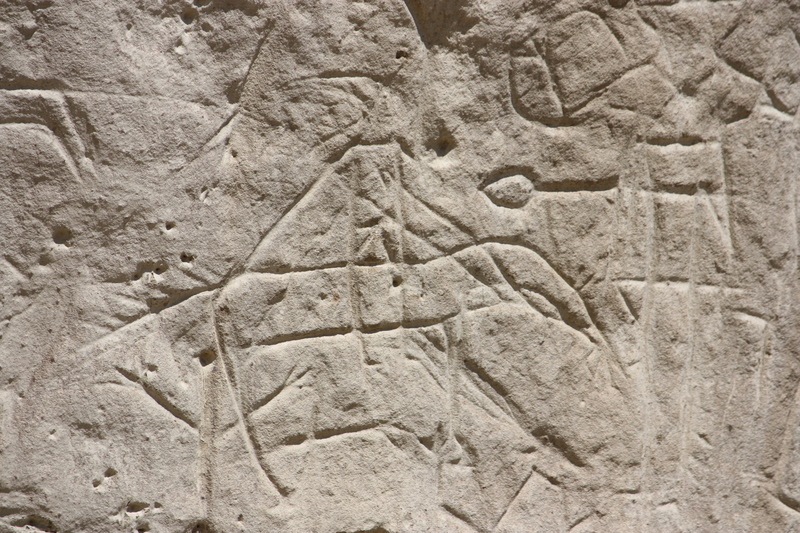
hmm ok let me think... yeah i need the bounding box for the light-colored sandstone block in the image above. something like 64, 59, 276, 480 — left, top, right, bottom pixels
0, 1, 798, 532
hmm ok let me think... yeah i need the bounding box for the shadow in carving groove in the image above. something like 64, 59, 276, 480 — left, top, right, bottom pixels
10, 515, 58, 532
401, 0, 479, 48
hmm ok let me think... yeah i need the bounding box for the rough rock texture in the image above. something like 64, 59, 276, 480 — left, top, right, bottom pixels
1, 0, 799, 532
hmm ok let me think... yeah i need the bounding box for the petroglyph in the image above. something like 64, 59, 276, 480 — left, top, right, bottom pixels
0, 1, 798, 532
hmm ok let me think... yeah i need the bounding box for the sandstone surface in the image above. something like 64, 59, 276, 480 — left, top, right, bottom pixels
1, 0, 800, 532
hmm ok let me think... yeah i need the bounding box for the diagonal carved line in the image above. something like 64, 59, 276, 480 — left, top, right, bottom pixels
360, 194, 449, 253
492, 466, 535, 531
404, 186, 476, 241
441, 503, 480, 532
248, 367, 310, 417
211, 302, 289, 498
462, 358, 519, 426
115, 367, 197, 430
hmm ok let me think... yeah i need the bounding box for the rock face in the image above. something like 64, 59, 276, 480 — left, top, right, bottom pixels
0, 0, 799, 531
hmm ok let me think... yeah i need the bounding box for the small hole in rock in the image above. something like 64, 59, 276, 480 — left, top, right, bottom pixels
153, 502, 162, 509
126, 22, 133, 30
419, 434, 435, 450
181, 8, 197, 24
147, 364, 158, 372
18, 23, 37, 40
52, 226, 72, 245
198, 349, 217, 367
224, 79, 242, 104
92, 479, 101, 487
200, 21, 212, 32
237, 514, 243, 521
105, 467, 117, 477
434, 138, 454, 156
126, 501, 148, 513
392, 275, 403, 287
165, 221, 175, 230
191, 521, 213, 533
395, 50, 409, 59
180, 252, 195, 263
426, 131, 455, 157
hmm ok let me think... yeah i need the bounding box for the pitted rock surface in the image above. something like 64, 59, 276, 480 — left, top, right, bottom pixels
1, 1, 799, 532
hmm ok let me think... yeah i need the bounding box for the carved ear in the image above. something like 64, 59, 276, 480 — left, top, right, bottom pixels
226, 0, 428, 277
241, 0, 424, 111
237, 0, 425, 158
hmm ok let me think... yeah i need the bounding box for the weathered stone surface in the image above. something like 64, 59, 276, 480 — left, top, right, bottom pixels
0, 1, 799, 532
